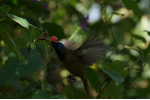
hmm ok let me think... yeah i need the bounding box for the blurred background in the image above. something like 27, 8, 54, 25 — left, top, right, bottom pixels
0, 0, 150, 99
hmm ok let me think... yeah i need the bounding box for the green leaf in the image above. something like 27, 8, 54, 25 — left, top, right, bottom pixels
0, 17, 6, 21
9, 81, 24, 91
0, 49, 42, 85
34, 90, 53, 99
0, 23, 10, 32
101, 67, 124, 84
63, 85, 90, 99
27, 42, 32, 54
112, 18, 136, 45
122, 0, 143, 19
0, 31, 25, 61
86, 67, 99, 92
50, 94, 65, 99
132, 34, 146, 43
1, 5, 11, 12
102, 60, 128, 78
101, 61, 127, 84
17, 82, 39, 99
42, 23, 66, 40
34, 90, 65, 99
103, 0, 121, 3
144, 30, 150, 36
102, 82, 124, 99
144, 45, 150, 63
7, 13, 29, 29
63, 86, 74, 99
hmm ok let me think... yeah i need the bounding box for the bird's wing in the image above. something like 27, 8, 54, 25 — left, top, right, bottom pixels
75, 36, 109, 66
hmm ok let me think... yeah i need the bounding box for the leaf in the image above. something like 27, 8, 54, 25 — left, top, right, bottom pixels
0, 49, 42, 85
122, 0, 143, 19
63, 86, 90, 99
100, 61, 127, 84
63, 86, 74, 99
34, 90, 53, 99
1, 5, 11, 12
103, 0, 121, 3
7, 13, 29, 29
17, 82, 39, 99
144, 30, 150, 36
86, 67, 99, 92
144, 45, 150, 63
102, 82, 124, 99
0, 31, 25, 61
0, 17, 6, 21
33, 90, 65, 99
101, 67, 124, 84
50, 94, 65, 99
132, 34, 146, 43
9, 81, 24, 91
42, 23, 66, 40
27, 42, 32, 54
102, 60, 128, 78
112, 18, 136, 45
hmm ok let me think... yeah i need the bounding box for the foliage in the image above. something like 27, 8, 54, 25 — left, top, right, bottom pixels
0, 0, 150, 99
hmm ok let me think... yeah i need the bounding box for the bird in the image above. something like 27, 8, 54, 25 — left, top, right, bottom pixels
51, 35, 108, 95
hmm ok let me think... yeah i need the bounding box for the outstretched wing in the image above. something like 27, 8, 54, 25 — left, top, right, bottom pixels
75, 36, 109, 66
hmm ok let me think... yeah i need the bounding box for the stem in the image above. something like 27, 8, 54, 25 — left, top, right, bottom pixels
68, 26, 80, 41
96, 79, 110, 99
41, 41, 50, 90
30, 26, 35, 42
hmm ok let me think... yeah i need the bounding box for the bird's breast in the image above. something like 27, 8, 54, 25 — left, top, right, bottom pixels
61, 52, 85, 77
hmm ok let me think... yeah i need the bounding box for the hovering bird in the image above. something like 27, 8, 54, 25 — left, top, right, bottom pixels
50, 35, 108, 95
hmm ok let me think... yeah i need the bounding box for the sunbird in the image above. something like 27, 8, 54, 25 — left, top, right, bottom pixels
50, 35, 108, 95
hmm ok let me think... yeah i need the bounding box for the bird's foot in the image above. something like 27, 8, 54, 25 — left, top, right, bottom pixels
67, 75, 77, 83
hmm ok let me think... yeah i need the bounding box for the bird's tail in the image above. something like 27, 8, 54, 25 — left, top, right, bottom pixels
80, 75, 90, 95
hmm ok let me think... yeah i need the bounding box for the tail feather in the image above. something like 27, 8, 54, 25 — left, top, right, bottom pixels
80, 76, 90, 95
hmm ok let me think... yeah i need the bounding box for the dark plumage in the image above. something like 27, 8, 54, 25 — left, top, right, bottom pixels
51, 36, 108, 94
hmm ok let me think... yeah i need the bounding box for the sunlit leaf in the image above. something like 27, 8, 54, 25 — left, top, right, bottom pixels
112, 18, 135, 45
122, 0, 143, 19
132, 34, 146, 43
7, 13, 29, 29
144, 30, 150, 36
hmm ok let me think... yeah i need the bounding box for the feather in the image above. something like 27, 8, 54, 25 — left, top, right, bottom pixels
75, 36, 109, 66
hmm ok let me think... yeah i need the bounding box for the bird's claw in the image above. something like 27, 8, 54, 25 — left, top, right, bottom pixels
67, 75, 77, 83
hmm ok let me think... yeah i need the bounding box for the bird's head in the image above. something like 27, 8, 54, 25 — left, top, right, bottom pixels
51, 41, 66, 60
51, 41, 65, 50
